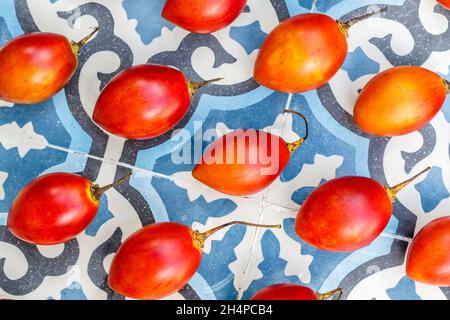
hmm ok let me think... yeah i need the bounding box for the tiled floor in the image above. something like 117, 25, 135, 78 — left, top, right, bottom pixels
0, 0, 449, 300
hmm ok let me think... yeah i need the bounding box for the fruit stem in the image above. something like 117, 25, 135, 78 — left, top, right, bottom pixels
192, 221, 281, 249
316, 288, 344, 300
188, 77, 224, 96
444, 78, 450, 94
71, 26, 100, 55
385, 167, 431, 201
91, 171, 132, 201
284, 109, 309, 154
337, 6, 387, 37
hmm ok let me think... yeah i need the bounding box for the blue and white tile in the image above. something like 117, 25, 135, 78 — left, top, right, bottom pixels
133, 170, 272, 299
266, 0, 450, 232
0, 140, 269, 300
0, 0, 449, 300
2, 0, 293, 171
239, 204, 447, 300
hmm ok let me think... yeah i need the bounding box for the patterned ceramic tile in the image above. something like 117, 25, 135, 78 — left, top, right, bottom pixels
0, 0, 449, 300
244, 204, 448, 300
2, 0, 292, 168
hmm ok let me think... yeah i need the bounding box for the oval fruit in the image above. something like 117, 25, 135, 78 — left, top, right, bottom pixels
250, 284, 343, 300
109, 222, 202, 300
254, 9, 386, 93
7, 172, 130, 245
354, 66, 449, 136
162, 0, 247, 33
109, 221, 281, 299
192, 111, 308, 196
254, 13, 347, 93
251, 284, 318, 300
406, 216, 450, 286
295, 168, 431, 251
0, 28, 98, 104
438, 0, 450, 9
93, 64, 220, 140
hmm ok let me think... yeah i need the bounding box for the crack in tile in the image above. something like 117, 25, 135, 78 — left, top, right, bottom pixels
380, 232, 412, 243
38, 89, 412, 300
311, 0, 317, 13
47, 143, 178, 181
235, 92, 294, 299
235, 193, 268, 300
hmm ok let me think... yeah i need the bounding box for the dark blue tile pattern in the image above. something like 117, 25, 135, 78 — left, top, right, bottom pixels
0, 0, 448, 300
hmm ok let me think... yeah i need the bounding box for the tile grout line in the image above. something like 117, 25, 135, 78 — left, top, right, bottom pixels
263, 198, 298, 211
46, 143, 265, 203
257, 199, 415, 243
236, 3, 318, 297
46, 91, 412, 297
42, 93, 291, 185
259, 200, 414, 243
311, 0, 317, 13
46, 143, 196, 184
234, 1, 412, 298
235, 190, 268, 300
236, 93, 294, 300
380, 232, 413, 243
284, 93, 293, 111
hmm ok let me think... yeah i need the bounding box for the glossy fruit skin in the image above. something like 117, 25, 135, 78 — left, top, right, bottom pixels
93, 64, 191, 140
192, 130, 291, 196
406, 217, 450, 286
354, 66, 447, 136
0, 33, 77, 104
108, 222, 202, 300
251, 284, 318, 300
438, 0, 450, 9
162, 0, 247, 33
7, 173, 98, 245
295, 176, 392, 252
254, 13, 347, 93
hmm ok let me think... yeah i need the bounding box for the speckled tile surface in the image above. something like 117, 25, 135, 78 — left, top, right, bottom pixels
0, 0, 449, 300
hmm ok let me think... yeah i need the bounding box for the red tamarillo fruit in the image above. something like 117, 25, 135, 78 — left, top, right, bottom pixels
192, 110, 309, 196
295, 167, 431, 252
254, 8, 387, 93
93, 64, 222, 140
250, 284, 343, 300
8, 171, 131, 245
0, 27, 99, 104
354, 66, 449, 136
162, 0, 247, 33
406, 216, 450, 286
108, 220, 281, 299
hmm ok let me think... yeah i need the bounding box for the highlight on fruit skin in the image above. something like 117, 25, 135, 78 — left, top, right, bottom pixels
438, 0, 450, 10
7, 171, 131, 245
0, 27, 99, 104
406, 216, 450, 286
295, 167, 431, 252
93, 64, 222, 140
253, 7, 387, 93
354, 66, 449, 136
192, 110, 309, 196
250, 284, 343, 301
108, 220, 281, 300
162, 0, 247, 33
